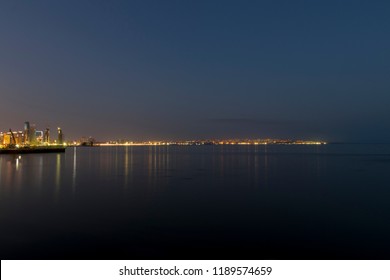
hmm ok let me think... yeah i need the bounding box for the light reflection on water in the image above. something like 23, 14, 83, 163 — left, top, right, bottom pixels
72, 147, 77, 192
1, 144, 390, 259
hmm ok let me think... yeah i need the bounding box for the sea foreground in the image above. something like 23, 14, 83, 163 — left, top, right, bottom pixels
1, 144, 390, 259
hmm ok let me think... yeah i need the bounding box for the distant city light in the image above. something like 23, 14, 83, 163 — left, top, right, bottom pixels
1, 121, 327, 150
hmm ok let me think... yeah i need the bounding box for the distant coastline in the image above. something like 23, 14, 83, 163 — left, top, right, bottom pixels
83, 139, 327, 147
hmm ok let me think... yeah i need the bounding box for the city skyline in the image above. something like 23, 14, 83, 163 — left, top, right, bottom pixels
0, 120, 327, 145
1, 1, 390, 142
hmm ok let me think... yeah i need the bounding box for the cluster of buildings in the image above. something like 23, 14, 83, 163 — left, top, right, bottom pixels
0, 121, 64, 147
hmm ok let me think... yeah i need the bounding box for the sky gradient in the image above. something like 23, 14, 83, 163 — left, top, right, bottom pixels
1, 0, 390, 142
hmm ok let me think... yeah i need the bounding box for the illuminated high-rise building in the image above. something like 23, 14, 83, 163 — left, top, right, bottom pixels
44, 128, 50, 143
35, 131, 43, 143
24, 121, 30, 143
30, 124, 37, 144
57, 127, 63, 144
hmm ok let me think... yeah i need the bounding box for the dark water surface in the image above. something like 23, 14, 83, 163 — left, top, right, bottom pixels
1, 144, 390, 259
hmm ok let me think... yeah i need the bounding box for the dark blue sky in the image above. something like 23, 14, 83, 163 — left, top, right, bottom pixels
1, 0, 389, 141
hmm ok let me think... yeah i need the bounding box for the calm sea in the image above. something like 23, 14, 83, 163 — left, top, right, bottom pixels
1, 144, 390, 259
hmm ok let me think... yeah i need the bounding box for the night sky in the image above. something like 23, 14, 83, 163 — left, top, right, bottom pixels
1, 1, 389, 142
